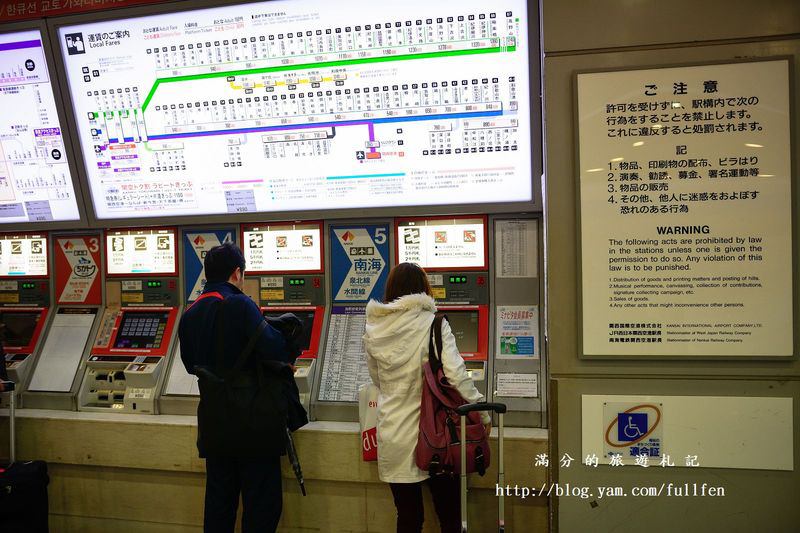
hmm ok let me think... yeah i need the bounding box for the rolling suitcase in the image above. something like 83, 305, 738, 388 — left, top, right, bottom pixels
0, 380, 50, 532
456, 402, 507, 533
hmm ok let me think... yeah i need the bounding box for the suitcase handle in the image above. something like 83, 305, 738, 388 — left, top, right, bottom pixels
456, 402, 506, 415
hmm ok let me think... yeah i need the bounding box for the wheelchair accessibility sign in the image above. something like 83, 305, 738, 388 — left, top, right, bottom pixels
603, 403, 663, 459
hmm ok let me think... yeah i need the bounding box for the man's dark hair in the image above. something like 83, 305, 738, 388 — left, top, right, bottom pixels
204, 242, 246, 283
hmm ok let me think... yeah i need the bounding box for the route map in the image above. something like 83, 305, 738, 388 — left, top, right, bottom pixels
59, 0, 532, 219
0, 29, 81, 223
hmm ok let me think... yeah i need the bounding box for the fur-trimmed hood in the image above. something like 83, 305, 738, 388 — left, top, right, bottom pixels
363, 293, 436, 369
365, 292, 436, 319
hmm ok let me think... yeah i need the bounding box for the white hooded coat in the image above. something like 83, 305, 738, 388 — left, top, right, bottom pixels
363, 293, 490, 483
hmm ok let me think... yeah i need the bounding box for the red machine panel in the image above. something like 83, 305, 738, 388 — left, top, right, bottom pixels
0, 306, 49, 353
261, 305, 324, 359
91, 306, 178, 357
437, 304, 489, 361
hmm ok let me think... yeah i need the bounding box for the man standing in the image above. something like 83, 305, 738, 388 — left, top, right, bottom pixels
178, 242, 300, 532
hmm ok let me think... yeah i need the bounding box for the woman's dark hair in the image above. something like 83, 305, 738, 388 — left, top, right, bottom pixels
204, 242, 246, 283
383, 262, 432, 303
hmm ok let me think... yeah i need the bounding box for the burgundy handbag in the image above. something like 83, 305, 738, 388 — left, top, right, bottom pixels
415, 312, 489, 476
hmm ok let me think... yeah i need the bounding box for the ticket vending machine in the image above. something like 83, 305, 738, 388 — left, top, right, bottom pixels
0, 233, 51, 405
159, 227, 236, 415
22, 234, 104, 410
395, 216, 491, 398
241, 221, 326, 411
78, 228, 180, 414
311, 221, 391, 422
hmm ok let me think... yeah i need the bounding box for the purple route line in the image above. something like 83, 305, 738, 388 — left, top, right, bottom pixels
0, 39, 42, 52
221, 179, 264, 184
367, 122, 376, 153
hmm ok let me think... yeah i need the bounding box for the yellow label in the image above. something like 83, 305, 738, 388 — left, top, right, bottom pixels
431, 287, 446, 300
0, 293, 19, 303
260, 289, 285, 301
121, 292, 144, 303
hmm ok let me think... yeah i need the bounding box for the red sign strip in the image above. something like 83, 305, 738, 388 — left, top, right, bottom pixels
0, 0, 177, 23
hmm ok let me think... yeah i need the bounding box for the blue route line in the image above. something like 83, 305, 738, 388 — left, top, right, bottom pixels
142, 110, 503, 142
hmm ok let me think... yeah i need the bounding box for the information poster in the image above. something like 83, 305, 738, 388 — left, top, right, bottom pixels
183, 229, 235, 301
55, 235, 101, 304
496, 305, 538, 358
397, 218, 486, 269
242, 224, 322, 273
0, 30, 81, 223
331, 225, 389, 303
106, 229, 176, 275
578, 60, 793, 357
495, 219, 537, 278
0, 234, 48, 277
318, 306, 370, 402
57, 0, 532, 220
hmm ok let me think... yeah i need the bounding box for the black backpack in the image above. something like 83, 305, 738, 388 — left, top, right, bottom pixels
195, 298, 305, 459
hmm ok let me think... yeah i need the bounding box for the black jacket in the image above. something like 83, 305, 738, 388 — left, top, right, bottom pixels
178, 282, 307, 458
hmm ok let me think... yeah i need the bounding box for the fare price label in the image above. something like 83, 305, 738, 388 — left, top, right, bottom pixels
106, 231, 175, 275
397, 223, 485, 269
0, 235, 48, 277
243, 227, 322, 273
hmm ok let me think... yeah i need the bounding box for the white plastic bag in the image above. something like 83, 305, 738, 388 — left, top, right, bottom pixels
358, 383, 379, 461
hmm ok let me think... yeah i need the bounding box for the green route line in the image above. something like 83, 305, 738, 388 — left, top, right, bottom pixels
141, 45, 516, 112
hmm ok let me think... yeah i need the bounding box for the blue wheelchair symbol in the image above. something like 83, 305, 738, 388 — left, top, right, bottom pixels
618, 413, 647, 442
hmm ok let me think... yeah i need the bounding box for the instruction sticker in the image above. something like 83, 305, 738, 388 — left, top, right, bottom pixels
495, 373, 538, 397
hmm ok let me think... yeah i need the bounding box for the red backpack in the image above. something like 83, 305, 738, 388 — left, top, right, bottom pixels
415, 312, 489, 476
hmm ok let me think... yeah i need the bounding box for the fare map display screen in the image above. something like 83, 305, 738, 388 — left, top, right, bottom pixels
58, 0, 532, 220
0, 30, 81, 223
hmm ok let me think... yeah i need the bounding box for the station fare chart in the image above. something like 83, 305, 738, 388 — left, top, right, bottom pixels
0, 30, 81, 223
58, 0, 532, 219
317, 305, 371, 403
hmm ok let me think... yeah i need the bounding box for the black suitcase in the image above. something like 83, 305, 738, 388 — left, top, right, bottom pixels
0, 380, 49, 532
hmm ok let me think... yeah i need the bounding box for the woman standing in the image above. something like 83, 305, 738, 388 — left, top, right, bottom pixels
363, 263, 490, 533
